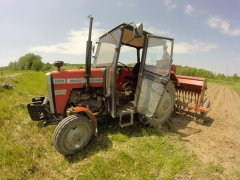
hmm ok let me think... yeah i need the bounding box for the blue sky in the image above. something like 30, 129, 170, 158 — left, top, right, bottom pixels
1, 0, 240, 75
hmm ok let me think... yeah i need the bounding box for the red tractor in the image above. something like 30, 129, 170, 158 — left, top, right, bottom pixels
27, 17, 210, 155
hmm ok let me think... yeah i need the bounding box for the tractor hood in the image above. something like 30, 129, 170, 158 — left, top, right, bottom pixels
51, 68, 105, 87
46, 68, 105, 114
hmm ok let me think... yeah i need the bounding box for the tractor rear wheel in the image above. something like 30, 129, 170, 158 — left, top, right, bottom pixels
53, 115, 93, 156
147, 80, 176, 126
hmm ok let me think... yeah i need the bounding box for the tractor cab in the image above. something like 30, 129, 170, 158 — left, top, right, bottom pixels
93, 23, 175, 126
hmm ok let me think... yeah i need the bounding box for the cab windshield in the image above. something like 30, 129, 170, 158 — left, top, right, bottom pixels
93, 29, 121, 66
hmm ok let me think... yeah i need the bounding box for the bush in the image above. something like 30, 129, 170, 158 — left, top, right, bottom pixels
7, 53, 46, 71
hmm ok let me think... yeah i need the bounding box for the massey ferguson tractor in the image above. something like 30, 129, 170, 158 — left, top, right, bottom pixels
27, 16, 210, 155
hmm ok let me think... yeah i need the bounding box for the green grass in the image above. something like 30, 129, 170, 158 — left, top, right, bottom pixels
0, 70, 20, 76
45, 63, 84, 71
0, 70, 229, 179
209, 79, 240, 95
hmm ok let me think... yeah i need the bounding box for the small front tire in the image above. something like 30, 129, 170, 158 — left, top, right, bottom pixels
52, 115, 93, 156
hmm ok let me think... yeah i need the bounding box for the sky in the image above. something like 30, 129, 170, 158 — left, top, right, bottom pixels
1, 0, 240, 75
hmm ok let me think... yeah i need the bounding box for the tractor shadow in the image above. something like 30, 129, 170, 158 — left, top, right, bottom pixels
65, 115, 163, 163
166, 111, 214, 139
66, 112, 214, 163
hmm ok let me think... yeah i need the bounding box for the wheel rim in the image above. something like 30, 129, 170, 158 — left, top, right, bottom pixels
65, 125, 88, 150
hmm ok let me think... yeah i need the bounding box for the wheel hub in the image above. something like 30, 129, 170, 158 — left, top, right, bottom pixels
65, 127, 86, 149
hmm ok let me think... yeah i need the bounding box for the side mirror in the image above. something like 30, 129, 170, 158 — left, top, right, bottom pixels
92, 42, 99, 57
133, 23, 143, 38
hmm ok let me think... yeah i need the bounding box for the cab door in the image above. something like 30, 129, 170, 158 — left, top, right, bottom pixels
135, 35, 174, 119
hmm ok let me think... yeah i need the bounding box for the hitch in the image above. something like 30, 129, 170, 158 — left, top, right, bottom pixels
27, 97, 59, 126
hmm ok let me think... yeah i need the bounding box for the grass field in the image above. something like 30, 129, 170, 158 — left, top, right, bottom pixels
0, 71, 227, 179
208, 79, 240, 95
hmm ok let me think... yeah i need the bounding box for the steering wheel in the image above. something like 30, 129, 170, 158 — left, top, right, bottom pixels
117, 62, 129, 69
117, 62, 130, 78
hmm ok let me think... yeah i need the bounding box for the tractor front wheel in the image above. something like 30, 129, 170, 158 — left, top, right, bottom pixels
53, 115, 93, 156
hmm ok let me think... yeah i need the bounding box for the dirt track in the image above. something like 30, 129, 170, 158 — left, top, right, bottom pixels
170, 83, 240, 173
0, 73, 22, 79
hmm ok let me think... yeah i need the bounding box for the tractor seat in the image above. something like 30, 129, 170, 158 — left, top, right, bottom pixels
125, 62, 140, 87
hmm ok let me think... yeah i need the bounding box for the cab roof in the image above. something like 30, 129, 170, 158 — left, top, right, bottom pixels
99, 23, 151, 49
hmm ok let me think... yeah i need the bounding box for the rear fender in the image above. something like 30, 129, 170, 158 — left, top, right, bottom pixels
72, 107, 98, 136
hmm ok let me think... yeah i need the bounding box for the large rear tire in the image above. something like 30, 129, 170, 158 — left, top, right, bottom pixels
53, 115, 93, 156
147, 80, 176, 126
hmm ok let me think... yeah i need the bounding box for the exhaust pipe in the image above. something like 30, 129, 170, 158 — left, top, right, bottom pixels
85, 15, 93, 91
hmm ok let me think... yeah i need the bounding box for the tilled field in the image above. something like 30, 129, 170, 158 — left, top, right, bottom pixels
170, 83, 240, 173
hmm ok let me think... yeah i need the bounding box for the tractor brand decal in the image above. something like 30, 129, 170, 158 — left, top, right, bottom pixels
67, 78, 85, 84
66, 78, 103, 84
53, 78, 66, 84
89, 78, 103, 83
54, 89, 67, 95
53, 78, 103, 85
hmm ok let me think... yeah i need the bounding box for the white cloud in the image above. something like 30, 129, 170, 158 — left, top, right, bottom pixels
30, 24, 217, 56
163, 0, 177, 10
208, 16, 240, 37
175, 41, 218, 54
144, 25, 174, 37
184, 4, 194, 16
116, 1, 136, 8
145, 24, 218, 54
30, 26, 105, 55
184, 4, 205, 17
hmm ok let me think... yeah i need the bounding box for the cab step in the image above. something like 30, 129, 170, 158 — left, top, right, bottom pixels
119, 109, 134, 128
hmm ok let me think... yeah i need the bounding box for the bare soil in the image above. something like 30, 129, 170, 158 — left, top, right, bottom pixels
169, 83, 240, 173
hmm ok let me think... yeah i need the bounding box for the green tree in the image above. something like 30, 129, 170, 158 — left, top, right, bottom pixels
32, 59, 43, 71
216, 73, 225, 79
17, 53, 43, 70
233, 73, 239, 81
8, 61, 18, 70
42, 63, 52, 71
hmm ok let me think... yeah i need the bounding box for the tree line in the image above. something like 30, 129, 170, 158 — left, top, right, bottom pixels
2, 53, 239, 81
7, 53, 51, 71
176, 65, 239, 81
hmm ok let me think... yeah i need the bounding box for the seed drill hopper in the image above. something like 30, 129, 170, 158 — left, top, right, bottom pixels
171, 65, 210, 118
